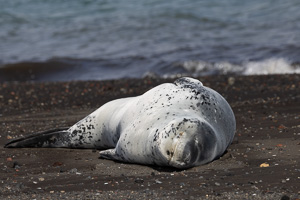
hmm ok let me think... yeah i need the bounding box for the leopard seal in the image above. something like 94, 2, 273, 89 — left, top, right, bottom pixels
5, 77, 236, 169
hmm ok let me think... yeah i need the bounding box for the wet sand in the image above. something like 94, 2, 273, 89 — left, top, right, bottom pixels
0, 75, 299, 199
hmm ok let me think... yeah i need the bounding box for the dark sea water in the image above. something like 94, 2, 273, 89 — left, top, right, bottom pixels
1, 0, 300, 81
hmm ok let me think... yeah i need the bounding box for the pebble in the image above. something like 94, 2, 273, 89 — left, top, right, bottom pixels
6, 157, 13, 162
38, 177, 45, 181
135, 178, 144, 184
260, 163, 269, 168
281, 195, 290, 200
179, 182, 185, 187
69, 168, 78, 173
13, 162, 20, 169
228, 77, 235, 85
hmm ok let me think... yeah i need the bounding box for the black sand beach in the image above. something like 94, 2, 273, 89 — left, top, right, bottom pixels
0, 75, 299, 199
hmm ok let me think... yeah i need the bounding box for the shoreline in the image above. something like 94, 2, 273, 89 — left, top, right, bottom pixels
0, 74, 299, 199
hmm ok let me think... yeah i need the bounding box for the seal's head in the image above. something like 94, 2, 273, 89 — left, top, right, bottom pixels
154, 117, 218, 169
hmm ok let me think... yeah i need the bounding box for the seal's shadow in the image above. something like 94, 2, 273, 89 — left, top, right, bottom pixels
98, 151, 234, 172
98, 156, 184, 172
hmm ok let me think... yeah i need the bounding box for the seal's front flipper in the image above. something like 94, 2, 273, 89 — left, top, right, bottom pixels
4, 127, 70, 148
99, 149, 124, 162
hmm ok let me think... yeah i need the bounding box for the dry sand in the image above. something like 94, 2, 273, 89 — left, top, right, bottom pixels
0, 75, 299, 199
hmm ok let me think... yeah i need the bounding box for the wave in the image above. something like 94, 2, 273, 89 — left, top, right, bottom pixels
0, 57, 299, 82
243, 58, 300, 75
163, 58, 300, 78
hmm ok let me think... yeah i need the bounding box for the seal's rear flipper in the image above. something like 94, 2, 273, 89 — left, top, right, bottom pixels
99, 149, 124, 162
4, 127, 70, 148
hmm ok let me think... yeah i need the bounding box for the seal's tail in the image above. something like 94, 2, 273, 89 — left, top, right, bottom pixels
4, 127, 71, 148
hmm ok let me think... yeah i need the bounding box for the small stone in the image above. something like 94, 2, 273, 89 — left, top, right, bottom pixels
135, 178, 144, 183
53, 162, 63, 167
38, 177, 45, 181
228, 77, 235, 85
12, 162, 21, 169
260, 163, 269, 167
278, 125, 287, 130
281, 195, 290, 200
69, 168, 77, 173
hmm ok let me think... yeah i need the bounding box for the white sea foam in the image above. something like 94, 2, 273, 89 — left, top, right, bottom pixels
179, 58, 300, 77
243, 58, 300, 75
181, 61, 243, 75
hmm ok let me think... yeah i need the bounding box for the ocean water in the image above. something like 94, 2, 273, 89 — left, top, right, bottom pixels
1, 0, 300, 81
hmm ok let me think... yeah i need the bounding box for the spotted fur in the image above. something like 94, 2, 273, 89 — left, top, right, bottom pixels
5, 77, 236, 169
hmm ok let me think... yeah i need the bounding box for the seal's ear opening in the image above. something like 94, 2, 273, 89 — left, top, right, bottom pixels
4, 127, 69, 148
